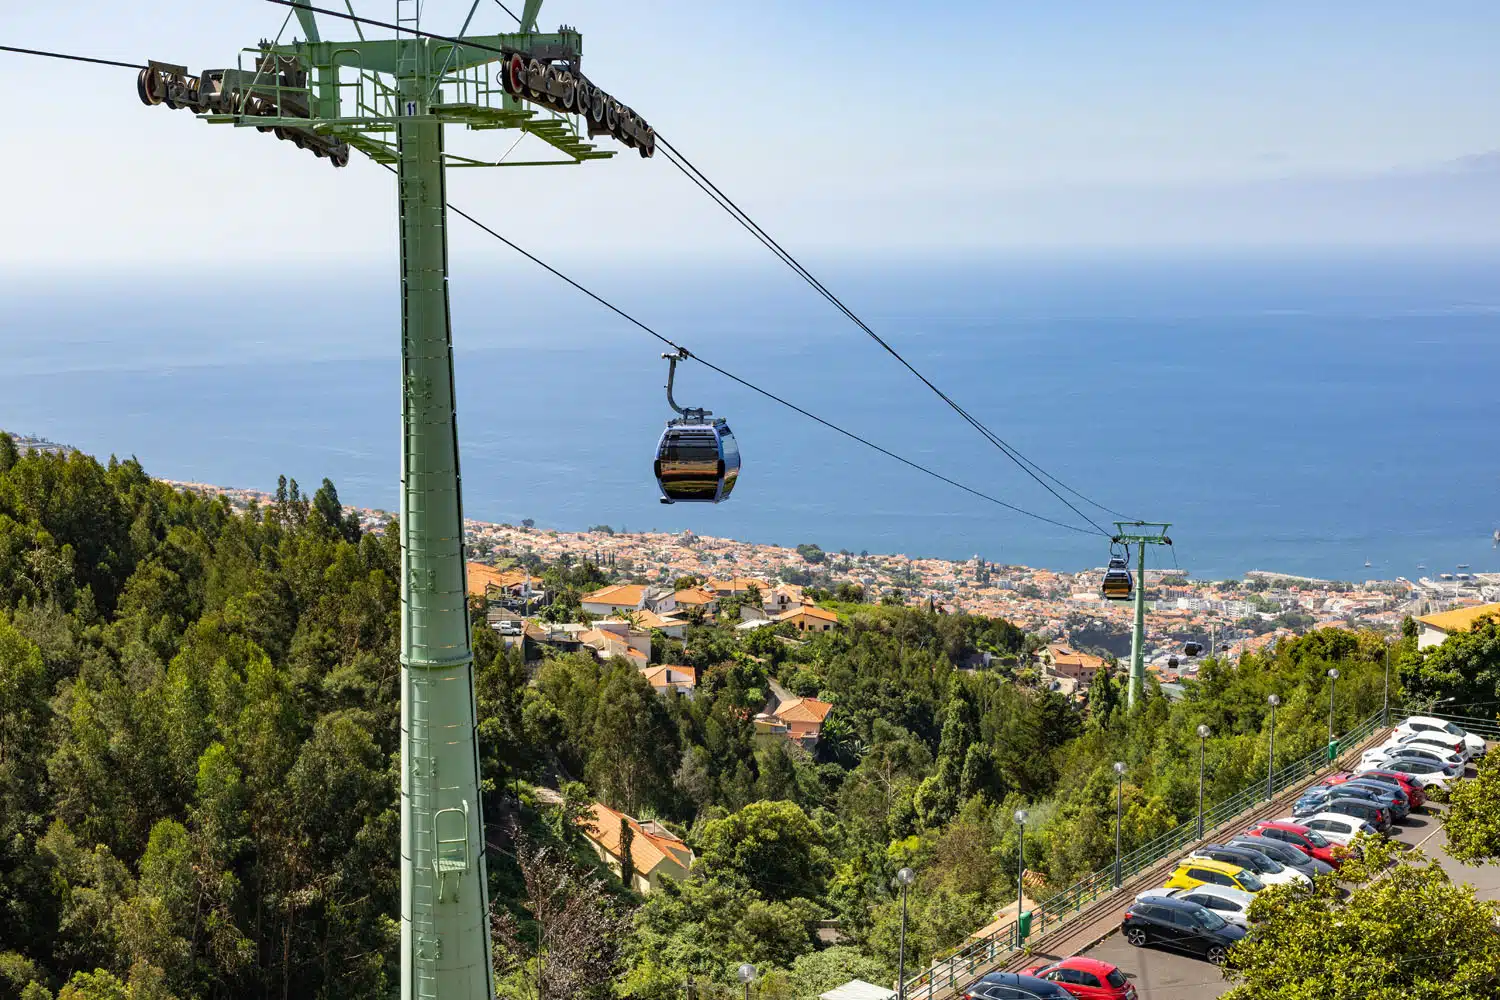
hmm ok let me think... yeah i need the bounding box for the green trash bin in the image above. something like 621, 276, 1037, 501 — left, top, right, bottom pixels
1327, 739, 1339, 762
1017, 910, 1034, 943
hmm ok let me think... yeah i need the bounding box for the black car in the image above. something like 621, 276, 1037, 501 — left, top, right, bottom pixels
1227, 836, 1334, 877
1121, 895, 1248, 966
962, 971, 1074, 999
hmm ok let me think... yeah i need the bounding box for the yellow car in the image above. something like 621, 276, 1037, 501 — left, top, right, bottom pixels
1163, 858, 1265, 894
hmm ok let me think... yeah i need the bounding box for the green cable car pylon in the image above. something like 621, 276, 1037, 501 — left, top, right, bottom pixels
136, 3, 654, 997
1107, 521, 1173, 709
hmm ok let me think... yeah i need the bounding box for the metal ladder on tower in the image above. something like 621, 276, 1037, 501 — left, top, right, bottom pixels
396, 0, 420, 84
409, 673, 440, 1000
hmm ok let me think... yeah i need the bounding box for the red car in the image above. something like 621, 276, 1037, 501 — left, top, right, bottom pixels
1021, 957, 1137, 1000
1354, 768, 1427, 808
1242, 820, 1345, 868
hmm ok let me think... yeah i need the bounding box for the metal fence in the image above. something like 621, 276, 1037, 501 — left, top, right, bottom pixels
1399, 706, 1500, 742
899, 708, 1387, 1000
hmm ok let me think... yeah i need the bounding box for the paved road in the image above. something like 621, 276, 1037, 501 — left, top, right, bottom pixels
1083, 780, 1500, 999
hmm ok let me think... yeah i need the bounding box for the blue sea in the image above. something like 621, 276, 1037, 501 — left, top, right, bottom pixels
2, 248, 1497, 580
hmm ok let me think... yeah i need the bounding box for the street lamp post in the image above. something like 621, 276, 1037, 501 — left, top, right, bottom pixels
737, 963, 756, 1000
1112, 762, 1126, 888
1196, 724, 1211, 838
1383, 642, 1391, 728
895, 867, 914, 999
1327, 668, 1340, 751
1266, 694, 1280, 801
1014, 810, 1029, 948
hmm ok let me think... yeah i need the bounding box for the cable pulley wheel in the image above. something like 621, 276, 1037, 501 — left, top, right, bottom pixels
135, 68, 159, 106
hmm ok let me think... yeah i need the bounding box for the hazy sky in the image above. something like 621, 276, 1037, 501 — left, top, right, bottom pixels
2, 1, 1497, 268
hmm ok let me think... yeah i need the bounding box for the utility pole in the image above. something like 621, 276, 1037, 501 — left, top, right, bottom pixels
135, 6, 653, 998
1113, 522, 1173, 710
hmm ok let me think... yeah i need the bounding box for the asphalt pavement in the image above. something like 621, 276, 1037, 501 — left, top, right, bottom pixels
1082, 778, 1500, 999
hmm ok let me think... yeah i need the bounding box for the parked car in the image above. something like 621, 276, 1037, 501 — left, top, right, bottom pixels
1185, 844, 1311, 887
1164, 858, 1266, 894
1372, 756, 1457, 788
963, 971, 1075, 999
1135, 884, 1256, 927
1379, 731, 1472, 762
1294, 787, 1392, 830
1242, 820, 1345, 868
1019, 957, 1137, 1000
1396, 715, 1487, 757
1315, 796, 1389, 832
1361, 744, 1464, 774
1287, 811, 1378, 846
1121, 896, 1248, 966
1334, 778, 1410, 819
1354, 769, 1427, 807
1226, 835, 1335, 878
1292, 784, 1384, 820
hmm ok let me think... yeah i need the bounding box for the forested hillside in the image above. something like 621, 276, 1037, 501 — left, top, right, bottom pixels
0, 436, 1407, 999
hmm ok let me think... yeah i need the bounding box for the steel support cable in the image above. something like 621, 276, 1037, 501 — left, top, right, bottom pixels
0, 45, 144, 69
0, 38, 1098, 534
396, 168, 1100, 535
654, 135, 1136, 531
244, 6, 1133, 532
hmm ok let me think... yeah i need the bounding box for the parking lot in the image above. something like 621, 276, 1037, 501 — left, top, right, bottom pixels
1082, 788, 1500, 998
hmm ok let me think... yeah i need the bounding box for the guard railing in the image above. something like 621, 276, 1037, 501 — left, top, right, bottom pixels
899, 708, 1387, 1000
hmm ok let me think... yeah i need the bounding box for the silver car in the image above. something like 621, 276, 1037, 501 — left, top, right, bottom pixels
1134, 884, 1256, 927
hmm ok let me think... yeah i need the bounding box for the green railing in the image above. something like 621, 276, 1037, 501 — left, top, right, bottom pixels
899, 709, 1387, 1000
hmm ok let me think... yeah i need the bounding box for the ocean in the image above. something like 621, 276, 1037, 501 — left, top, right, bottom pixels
2, 247, 1497, 580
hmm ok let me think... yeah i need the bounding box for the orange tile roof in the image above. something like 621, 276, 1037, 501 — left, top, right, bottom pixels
583, 584, 646, 607
777, 605, 839, 623
707, 577, 769, 593
1047, 644, 1105, 670
774, 696, 833, 723
673, 588, 717, 605
581, 803, 692, 876
466, 562, 531, 597
1417, 603, 1500, 634
579, 629, 648, 662
640, 664, 697, 689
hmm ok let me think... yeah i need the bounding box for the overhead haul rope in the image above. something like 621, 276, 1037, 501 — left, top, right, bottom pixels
257, 2, 1134, 534
652, 136, 1133, 535
0, 38, 1100, 534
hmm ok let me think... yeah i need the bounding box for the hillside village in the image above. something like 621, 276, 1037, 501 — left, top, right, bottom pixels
164, 478, 1500, 693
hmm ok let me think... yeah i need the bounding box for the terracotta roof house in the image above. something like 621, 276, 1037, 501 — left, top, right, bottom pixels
776, 605, 840, 633
639, 664, 697, 698
1416, 602, 1500, 649
768, 696, 833, 746
579, 803, 693, 893
578, 627, 649, 665
466, 562, 532, 598
706, 577, 769, 596
1043, 644, 1105, 688
656, 587, 717, 616
581, 584, 648, 618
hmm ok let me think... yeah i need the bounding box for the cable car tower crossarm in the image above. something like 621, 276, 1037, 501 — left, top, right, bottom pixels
1113, 521, 1173, 711
132, 2, 654, 997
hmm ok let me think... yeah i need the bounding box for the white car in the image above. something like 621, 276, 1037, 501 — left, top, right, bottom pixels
1379, 731, 1472, 762
1135, 885, 1256, 927
1360, 745, 1464, 774
1281, 812, 1377, 846
1398, 716, 1487, 757
1372, 758, 1455, 789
